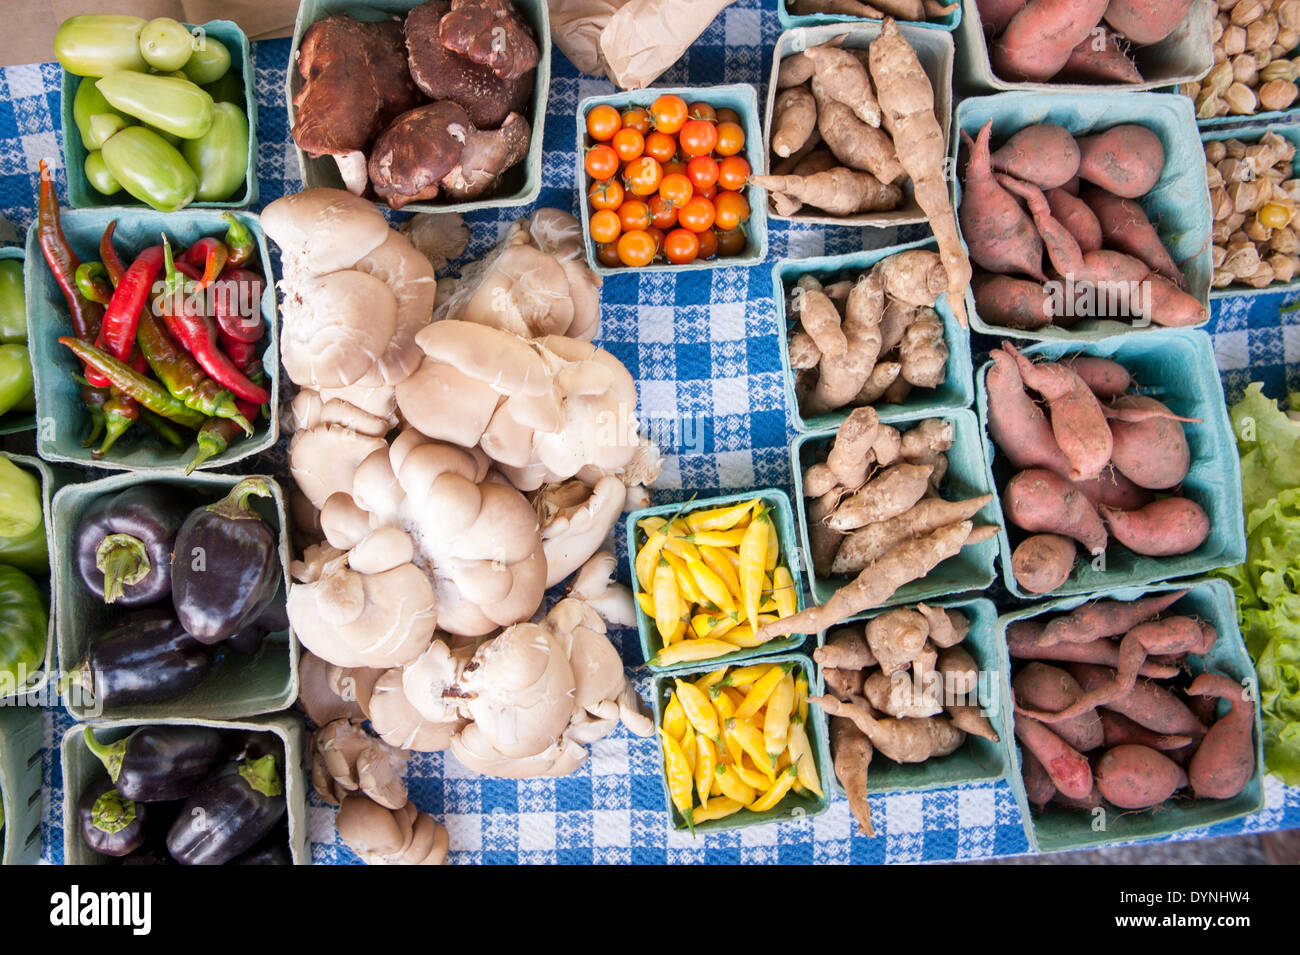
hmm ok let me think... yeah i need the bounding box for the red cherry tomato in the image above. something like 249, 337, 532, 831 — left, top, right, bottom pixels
650, 94, 689, 135
596, 241, 622, 268
678, 119, 719, 158
696, 228, 718, 260
621, 107, 652, 135
713, 190, 751, 232
716, 107, 742, 125
716, 155, 751, 191
687, 102, 717, 123
617, 199, 652, 232
714, 226, 747, 257
686, 155, 719, 192
678, 196, 716, 233
659, 172, 695, 209
664, 228, 700, 265
644, 131, 678, 164
611, 127, 645, 163
648, 194, 679, 229
585, 144, 619, 181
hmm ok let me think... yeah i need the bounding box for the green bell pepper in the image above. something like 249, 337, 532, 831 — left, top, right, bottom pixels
182, 103, 249, 202
0, 346, 32, 418
54, 15, 148, 77
0, 260, 25, 344
96, 72, 213, 141
185, 37, 232, 86
101, 126, 197, 212
0, 564, 47, 693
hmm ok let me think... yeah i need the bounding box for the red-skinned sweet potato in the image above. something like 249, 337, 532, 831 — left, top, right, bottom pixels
960, 122, 1045, 279
990, 124, 1081, 189
985, 348, 1073, 475
1013, 662, 1103, 751
1076, 124, 1164, 198
998, 175, 1084, 276
1040, 589, 1188, 645
1005, 344, 1113, 483
1103, 0, 1198, 45
1011, 533, 1077, 594
975, 0, 1029, 34
1005, 468, 1109, 555
1081, 185, 1183, 286
973, 271, 1055, 330
1055, 26, 1142, 83
992, 0, 1110, 81
1107, 395, 1192, 490
1187, 672, 1256, 799
1100, 710, 1194, 751
1072, 469, 1154, 510
1014, 713, 1094, 799
1070, 664, 1206, 737
1046, 188, 1103, 254
1095, 744, 1187, 808
1063, 355, 1131, 398
1020, 745, 1057, 807
1100, 497, 1209, 556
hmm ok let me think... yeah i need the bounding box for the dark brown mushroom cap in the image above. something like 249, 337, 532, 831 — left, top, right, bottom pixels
368, 101, 471, 209
438, 0, 540, 81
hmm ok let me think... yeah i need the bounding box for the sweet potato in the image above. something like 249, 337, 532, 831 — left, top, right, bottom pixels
1076, 124, 1164, 199
1013, 662, 1103, 751
1045, 187, 1103, 254
1187, 672, 1256, 800
991, 0, 1110, 81
997, 174, 1084, 277
1055, 26, 1142, 83
1100, 710, 1194, 752
1071, 468, 1154, 511
1070, 664, 1206, 737
1063, 355, 1131, 398
1107, 395, 1192, 490
1004, 468, 1108, 555
777, 51, 816, 89
1100, 497, 1209, 557
1075, 248, 1150, 289
975, 0, 1029, 33
959, 122, 1045, 279
1013, 713, 1093, 799
1005, 344, 1113, 482
1081, 185, 1183, 286
990, 124, 1081, 189
1095, 744, 1187, 808
1008, 627, 1180, 678
1011, 533, 1077, 594
984, 349, 1073, 478
1103, 0, 1198, 45
772, 86, 818, 159
1145, 272, 1208, 328
972, 272, 1054, 331
1039, 589, 1188, 646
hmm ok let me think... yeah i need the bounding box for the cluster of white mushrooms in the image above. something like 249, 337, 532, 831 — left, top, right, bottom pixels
263, 189, 658, 863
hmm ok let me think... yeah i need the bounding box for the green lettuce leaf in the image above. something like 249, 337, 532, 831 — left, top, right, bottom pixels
1230, 383, 1300, 514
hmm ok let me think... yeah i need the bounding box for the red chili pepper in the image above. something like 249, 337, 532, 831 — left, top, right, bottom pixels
97, 244, 163, 362
160, 237, 270, 406
38, 159, 103, 342
213, 268, 265, 343
100, 220, 126, 287
222, 213, 255, 268
180, 237, 228, 290
217, 327, 258, 371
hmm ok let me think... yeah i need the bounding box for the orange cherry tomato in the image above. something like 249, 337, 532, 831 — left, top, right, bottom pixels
589, 209, 622, 244
663, 228, 700, 265
714, 226, 747, 257
611, 127, 645, 162
661, 160, 688, 180
678, 196, 716, 233
623, 155, 663, 196
651, 94, 689, 135
715, 121, 746, 157
648, 194, 679, 229
695, 182, 717, 202
716, 155, 752, 191
643, 131, 677, 164
646, 226, 666, 257
686, 155, 719, 192
659, 172, 695, 209
688, 102, 717, 123
588, 178, 624, 211
596, 241, 622, 268
617, 229, 657, 267
586, 104, 622, 142
716, 107, 741, 125
585, 144, 619, 181
696, 228, 718, 260
713, 190, 751, 231
617, 199, 652, 232
621, 107, 652, 135
678, 119, 719, 158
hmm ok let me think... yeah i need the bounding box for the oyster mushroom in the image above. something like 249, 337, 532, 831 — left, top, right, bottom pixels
298, 650, 367, 725
311, 718, 410, 808
335, 794, 449, 865
533, 476, 627, 588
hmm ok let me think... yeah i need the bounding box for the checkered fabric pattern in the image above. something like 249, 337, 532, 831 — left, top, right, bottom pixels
4, 0, 1298, 865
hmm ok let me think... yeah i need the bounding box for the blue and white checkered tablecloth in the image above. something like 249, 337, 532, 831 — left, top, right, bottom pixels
3, 0, 1298, 864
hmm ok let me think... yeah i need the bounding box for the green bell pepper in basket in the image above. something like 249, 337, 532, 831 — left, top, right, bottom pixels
0, 458, 46, 575
0, 564, 47, 693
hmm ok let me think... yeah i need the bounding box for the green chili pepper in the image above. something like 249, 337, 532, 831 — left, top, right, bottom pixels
75, 262, 113, 305
58, 336, 206, 431
136, 309, 246, 425
136, 408, 188, 449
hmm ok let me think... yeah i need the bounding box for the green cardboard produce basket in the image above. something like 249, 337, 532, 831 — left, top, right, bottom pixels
1203, 122, 1300, 299
792, 408, 1000, 607
1000, 579, 1265, 854
773, 236, 973, 434
287, 0, 549, 215
0, 704, 44, 865
626, 489, 807, 673
52, 471, 297, 723
778, 0, 960, 30
819, 597, 1012, 797
0, 246, 34, 435
25, 208, 278, 471
954, 0, 1213, 95
952, 91, 1212, 341
577, 84, 767, 275
61, 19, 258, 210
62, 713, 308, 864
0, 453, 60, 703
764, 24, 952, 229
651, 652, 831, 833
975, 328, 1246, 599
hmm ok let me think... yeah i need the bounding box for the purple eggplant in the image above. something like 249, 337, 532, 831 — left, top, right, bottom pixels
171, 478, 282, 644
83, 725, 225, 802
78, 778, 147, 858
75, 485, 193, 606
225, 588, 288, 655
67, 609, 213, 708
167, 753, 287, 865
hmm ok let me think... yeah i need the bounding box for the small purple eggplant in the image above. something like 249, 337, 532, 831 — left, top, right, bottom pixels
78, 778, 147, 858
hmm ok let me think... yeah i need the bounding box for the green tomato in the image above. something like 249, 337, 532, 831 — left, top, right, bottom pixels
95, 71, 213, 141
0, 346, 31, 419
204, 71, 244, 107
87, 112, 132, 149
101, 126, 197, 212
83, 150, 122, 196
0, 459, 45, 576
182, 103, 249, 202
55, 15, 147, 77
73, 77, 131, 150
144, 123, 182, 147
182, 36, 231, 86
0, 564, 48, 691
139, 17, 194, 72
0, 261, 24, 345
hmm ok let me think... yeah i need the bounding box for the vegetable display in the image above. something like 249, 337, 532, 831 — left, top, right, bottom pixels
1180, 0, 1300, 118
1206, 132, 1300, 289
290, 0, 537, 208
986, 344, 1209, 593
785, 249, 953, 419
812, 604, 998, 834
581, 93, 753, 267
659, 661, 824, 828
55, 14, 250, 209
632, 498, 799, 666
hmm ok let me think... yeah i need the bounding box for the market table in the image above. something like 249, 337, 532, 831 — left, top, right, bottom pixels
1, 0, 1297, 864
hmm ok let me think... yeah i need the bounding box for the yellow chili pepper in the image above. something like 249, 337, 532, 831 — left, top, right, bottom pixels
700, 545, 742, 598
685, 555, 736, 613
764, 670, 796, 757
772, 565, 797, 619
734, 663, 789, 721
653, 560, 685, 646
788, 718, 824, 798
713, 763, 756, 805
663, 536, 703, 563
693, 669, 728, 693
636, 591, 656, 618
662, 550, 702, 607
675, 679, 720, 740
722, 726, 745, 769
711, 687, 737, 723
794, 675, 808, 724
635, 524, 673, 591
738, 507, 769, 627
692, 610, 741, 641
659, 728, 696, 823
687, 498, 757, 532
765, 517, 779, 573
690, 528, 748, 548
662, 691, 687, 740
695, 733, 716, 807
722, 663, 774, 689
748, 765, 799, 813
730, 758, 769, 790
718, 625, 769, 648
680, 726, 697, 775
691, 795, 744, 823
638, 516, 667, 535
650, 639, 738, 667
727, 717, 776, 778
776, 750, 792, 772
